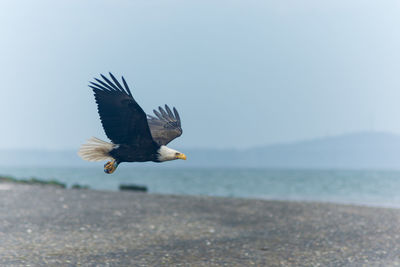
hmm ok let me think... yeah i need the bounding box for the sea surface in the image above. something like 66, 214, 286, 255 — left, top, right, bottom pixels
2, 166, 400, 208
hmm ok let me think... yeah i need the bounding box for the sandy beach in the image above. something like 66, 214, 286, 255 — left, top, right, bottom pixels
1, 183, 400, 266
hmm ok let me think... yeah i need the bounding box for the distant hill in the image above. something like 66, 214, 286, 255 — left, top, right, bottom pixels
185, 132, 400, 169
2, 132, 400, 169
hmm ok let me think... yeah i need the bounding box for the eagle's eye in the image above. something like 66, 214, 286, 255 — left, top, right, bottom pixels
175, 152, 179, 156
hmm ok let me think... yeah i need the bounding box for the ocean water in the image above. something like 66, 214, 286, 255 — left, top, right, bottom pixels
2, 166, 400, 208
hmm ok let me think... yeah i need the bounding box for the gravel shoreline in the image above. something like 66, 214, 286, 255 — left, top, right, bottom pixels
1, 183, 400, 266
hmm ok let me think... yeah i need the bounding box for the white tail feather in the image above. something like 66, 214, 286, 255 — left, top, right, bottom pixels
78, 137, 115, 162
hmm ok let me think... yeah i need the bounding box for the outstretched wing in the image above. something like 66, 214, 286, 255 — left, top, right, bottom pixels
89, 73, 155, 146
147, 105, 183, 146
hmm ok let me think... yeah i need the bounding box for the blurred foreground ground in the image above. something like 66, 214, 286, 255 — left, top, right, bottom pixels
1, 183, 400, 266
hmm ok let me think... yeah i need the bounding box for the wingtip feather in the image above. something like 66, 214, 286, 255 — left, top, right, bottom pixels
121, 76, 133, 97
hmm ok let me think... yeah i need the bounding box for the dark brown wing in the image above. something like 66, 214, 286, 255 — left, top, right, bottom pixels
147, 105, 183, 146
89, 73, 155, 146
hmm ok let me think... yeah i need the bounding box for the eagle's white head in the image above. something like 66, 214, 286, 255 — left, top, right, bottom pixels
157, 145, 187, 162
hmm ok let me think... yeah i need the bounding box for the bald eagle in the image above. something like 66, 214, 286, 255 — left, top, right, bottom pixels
78, 73, 186, 174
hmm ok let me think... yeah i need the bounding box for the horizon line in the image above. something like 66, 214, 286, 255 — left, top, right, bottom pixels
1, 130, 399, 151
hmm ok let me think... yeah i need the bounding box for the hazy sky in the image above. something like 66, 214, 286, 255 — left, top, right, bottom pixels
1, 0, 400, 149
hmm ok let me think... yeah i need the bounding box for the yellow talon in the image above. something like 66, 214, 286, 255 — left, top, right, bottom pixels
104, 160, 118, 174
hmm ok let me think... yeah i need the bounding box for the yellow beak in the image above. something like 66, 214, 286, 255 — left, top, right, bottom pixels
176, 153, 187, 160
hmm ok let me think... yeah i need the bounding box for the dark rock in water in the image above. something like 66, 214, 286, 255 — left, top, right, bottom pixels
119, 184, 148, 192
71, 184, 90, 190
